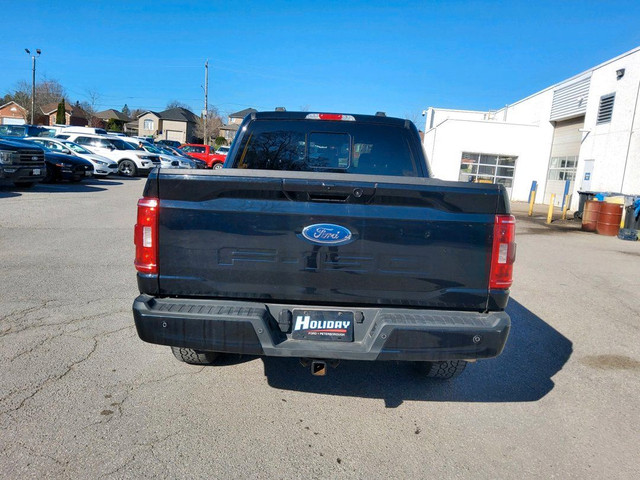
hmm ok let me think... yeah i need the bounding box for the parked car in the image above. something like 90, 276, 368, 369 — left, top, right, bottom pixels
0, 124, 54, 138
60, 126, 109, 136
25, 137, 118, 177
133, 111, 515, 380
162, 145, 207, 168
58, 133, 160, 177
0, 138, 46, 187
179, 143, 226, 168
120, 138, 195, 169
156, 139, 182, 149
40, 149, 94, 183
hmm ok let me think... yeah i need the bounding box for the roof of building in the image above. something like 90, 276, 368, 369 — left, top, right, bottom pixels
220, 123, 240, 131
0, 101, 27, 111
228, 107, 257, 119
41, 102, 87, 118
96, 109, 131, 122
158, 107, 199, 123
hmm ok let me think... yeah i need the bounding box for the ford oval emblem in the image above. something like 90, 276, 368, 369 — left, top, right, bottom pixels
301, 224, 353, 246
31, 156, 38, 161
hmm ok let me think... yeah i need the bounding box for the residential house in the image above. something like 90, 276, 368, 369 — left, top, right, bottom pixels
41, 102, 88, 126
219, 107, 257, 144
0, 101, 27, 125
138, 107, 199, 143
96, 109, 132, 133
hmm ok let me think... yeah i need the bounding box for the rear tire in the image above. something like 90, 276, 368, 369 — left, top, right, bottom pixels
118, 159, 138, 177
417, 360, 468, 379
212, 162, 223, 170
171, 346, 219, 365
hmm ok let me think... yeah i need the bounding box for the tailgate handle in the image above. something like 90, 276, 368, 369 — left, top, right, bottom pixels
282, 179, 376, 202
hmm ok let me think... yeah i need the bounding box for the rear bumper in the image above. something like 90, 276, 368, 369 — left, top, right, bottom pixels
133, 295, 510, 362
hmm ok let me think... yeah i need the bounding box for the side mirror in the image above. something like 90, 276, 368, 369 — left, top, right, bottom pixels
62, 148, 71, 154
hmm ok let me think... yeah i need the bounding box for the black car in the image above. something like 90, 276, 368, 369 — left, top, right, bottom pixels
43, 151, 94, 182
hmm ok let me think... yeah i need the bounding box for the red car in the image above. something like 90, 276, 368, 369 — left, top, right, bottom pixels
179, 144, 226, 169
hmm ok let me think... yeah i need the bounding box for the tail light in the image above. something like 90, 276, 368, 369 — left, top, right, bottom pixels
489, 215, 516, 289
134, 197, 158, 274
305, 113, 356, 121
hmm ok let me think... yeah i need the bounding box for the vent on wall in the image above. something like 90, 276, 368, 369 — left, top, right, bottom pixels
596, 93, 615, 124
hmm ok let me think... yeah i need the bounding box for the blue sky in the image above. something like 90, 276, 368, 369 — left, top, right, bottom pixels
3, 1, 640, 125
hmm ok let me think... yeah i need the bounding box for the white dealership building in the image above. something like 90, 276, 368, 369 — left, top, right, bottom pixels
423, 46, 640, 209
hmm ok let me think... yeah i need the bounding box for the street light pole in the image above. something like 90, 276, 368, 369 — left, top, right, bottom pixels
204, 59, 209, 145
25, 48, 41, 124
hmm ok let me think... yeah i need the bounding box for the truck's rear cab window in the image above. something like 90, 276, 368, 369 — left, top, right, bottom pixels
234, 120, 421, 176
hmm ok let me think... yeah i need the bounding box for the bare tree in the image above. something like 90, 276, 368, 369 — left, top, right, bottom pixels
166, 100, 191, 110
195, 105, 223, 144
79, 89, 102, 127
4, 78, 66, 123
404, 111, 424, 130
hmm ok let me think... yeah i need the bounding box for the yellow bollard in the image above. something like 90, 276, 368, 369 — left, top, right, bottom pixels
547, 194, 555, 224
562, 194, 570, 220
528, 188, 537, 216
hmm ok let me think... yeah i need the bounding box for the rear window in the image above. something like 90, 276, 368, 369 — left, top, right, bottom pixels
234, 120, 420, 176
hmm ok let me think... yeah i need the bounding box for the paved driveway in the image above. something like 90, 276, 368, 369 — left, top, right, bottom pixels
1, 180, 638, 479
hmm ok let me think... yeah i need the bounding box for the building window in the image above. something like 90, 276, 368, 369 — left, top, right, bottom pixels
596, 93, 615, 124
547, 156, 578, 181
144, 119, 154, 130
459, 152, 516, 189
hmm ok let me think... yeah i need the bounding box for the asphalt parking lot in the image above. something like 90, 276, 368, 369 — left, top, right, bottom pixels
1, 178, 639, 479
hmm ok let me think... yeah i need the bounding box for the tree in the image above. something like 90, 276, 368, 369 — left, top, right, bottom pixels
166, 100, 191, 110
122, 104, 131, 118
80, 89, 101, 127
130, 108, 145, 119
55, 99, 66, 124
106, 118, 123, 132
195, 105, 223, 144
3, 78, 66, 124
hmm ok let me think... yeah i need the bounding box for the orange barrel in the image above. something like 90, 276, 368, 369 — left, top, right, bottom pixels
596, 203, 624, 236
582, 200, 601, 232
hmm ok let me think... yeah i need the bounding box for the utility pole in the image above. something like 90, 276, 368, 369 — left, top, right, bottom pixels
25, 48, 41, 124
204, 59, 209, 145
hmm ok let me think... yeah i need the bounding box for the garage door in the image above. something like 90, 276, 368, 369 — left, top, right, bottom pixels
166, 130, 183, 142
544, 116, 584, 206
2, 117, 26, 125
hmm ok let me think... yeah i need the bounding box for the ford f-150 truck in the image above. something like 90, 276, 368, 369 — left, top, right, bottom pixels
133, 111, 515, 379
0, 139, 46, 187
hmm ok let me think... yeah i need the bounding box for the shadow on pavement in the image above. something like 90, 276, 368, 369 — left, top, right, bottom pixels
0, 188, 22, 198
32, 183, 108, 193
261, 298, 573, 407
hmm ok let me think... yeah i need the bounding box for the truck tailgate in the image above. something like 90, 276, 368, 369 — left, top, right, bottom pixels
152, 170, 505, 311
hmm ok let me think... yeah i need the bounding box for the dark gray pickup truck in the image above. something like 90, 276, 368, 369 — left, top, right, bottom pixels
133, 111, 515, 378
0, 139, 46, 187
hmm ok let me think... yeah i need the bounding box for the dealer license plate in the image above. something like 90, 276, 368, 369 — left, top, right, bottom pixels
33, 169, 40, 175
291, 310, 354, 342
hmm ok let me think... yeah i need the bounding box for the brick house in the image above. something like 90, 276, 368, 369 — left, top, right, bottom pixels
0, 101, 28, 125
41, 102, 88, 126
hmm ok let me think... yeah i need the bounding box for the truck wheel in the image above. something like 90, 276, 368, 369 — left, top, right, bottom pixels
13, 181, 34, 188
119, 160, 137, 177
212, 162, 223, 169
417, 360, 468, 379
171, 346, 219, 365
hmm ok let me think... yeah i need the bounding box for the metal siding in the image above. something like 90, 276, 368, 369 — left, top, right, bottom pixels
550, 76, 591, 121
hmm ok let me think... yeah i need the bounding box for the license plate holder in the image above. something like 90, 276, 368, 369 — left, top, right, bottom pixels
33, 168, 40, 175
291, 310, 354, 342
